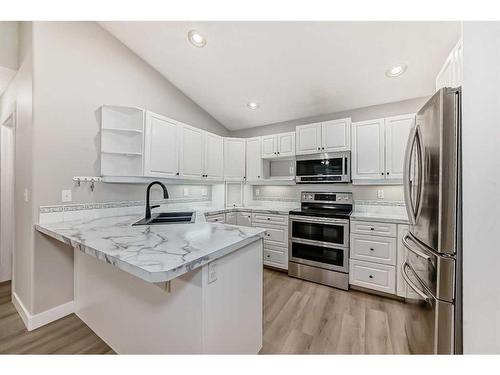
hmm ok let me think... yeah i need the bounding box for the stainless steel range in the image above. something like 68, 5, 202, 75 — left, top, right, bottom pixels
288, 191, 352, 290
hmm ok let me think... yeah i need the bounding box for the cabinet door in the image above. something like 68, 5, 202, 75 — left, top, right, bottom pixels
385, 114, 414, 180
277, 132, 295, 157
224, 138, 246, 181
179, 125, 204, 179
295, 123, 322, 155
144, 112, 179, 178
261, 135, 276, 158
322, 118, 351, 152
236, 212, 252, 227
352, 119, 385, 181
225, 212, 237, 225
204, 132, 224, 180
246, 137, 262, 181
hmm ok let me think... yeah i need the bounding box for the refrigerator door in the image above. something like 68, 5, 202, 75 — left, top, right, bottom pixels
401, 260, 455, 354
404, 88, 460, 255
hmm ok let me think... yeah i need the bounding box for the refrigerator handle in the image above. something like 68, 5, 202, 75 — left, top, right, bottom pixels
403, 119, 417, 224
403, 232, 432, 261
401, 262, 432, 303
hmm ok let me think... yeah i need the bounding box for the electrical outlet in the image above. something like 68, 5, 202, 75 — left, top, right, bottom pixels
201, 187, 208, 196
208, 262, 217, 284
183, 187, 189, 197
377, 189, 384, 199
255, 188, 260, 196
62, 189, 72, 202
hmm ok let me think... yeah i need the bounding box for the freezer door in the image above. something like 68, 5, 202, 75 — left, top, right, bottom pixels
404, 88, 460, 255
401, 260, 455, 354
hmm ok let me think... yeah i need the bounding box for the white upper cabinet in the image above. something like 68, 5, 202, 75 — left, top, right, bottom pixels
352, 119, 385, 181
179, 125, 204, 179
352, 114, 414, 184
261, 132, 295, 158
276, 132, 295, 157
296, 118, 351, 155
261, 135, 276, 158
144, 111, 180, 178
246, 137, 262, 181
203, 132, 224, 180
384, 114, 414, 180
436, 39, 463, 91
224, 138, 246, 181
296, 123, 322, 155
322, 118, 351, 152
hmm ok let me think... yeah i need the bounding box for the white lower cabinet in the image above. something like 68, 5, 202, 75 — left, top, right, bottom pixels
236, 212, 252, 227
350, 219, 408, 296
252, 213, 288, 270
225, 212, 237, 225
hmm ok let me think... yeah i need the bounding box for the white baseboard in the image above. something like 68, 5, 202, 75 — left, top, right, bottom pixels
12, 292, 75, 331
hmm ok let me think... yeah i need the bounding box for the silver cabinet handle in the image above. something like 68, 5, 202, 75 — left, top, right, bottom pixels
401, 262, 431, 303
402, 233, 431, 261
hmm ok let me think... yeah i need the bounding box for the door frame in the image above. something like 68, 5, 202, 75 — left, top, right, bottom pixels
0, 109, 16, 283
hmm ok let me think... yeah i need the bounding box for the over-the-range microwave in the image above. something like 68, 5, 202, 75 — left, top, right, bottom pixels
295, 151, 351, 183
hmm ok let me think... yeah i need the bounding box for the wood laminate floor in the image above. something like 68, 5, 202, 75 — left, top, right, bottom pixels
1, 270, 415, 354
261, 269, 415, 354
0, 281, 114, 354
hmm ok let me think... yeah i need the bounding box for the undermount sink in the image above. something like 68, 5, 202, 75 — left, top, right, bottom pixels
133, 212, 195, 226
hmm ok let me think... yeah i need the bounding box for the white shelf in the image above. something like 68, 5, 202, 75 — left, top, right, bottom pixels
102, 128, 143, 134
102, 151, 143, 156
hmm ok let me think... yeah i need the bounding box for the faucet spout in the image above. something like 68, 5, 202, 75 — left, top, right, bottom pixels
145, 181, 169, 220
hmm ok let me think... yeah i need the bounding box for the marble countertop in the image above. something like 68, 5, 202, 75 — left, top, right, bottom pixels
350, 212, 410, 224
35, 212, 266, 284
190, 205, 300, 216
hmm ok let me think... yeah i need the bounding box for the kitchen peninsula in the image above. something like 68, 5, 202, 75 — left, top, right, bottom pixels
35, 211, 265, 354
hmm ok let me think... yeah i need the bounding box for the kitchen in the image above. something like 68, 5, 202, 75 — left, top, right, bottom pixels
0, 13, 499, 365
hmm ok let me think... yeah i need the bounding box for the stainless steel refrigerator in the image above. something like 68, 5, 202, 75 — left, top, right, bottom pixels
402, 87, 462, 354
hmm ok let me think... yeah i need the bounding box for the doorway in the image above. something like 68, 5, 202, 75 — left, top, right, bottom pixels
0, 110, 15, 283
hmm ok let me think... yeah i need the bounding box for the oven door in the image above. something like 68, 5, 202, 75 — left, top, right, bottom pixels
290, 216, 348, 247
289, 239, 348, 273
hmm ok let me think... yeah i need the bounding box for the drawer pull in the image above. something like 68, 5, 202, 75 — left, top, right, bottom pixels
370, 248, 374, 251
266, 254, 270, 258
267, 217, 270, 220
370, 227, 374, 230
369, 275, 374, 279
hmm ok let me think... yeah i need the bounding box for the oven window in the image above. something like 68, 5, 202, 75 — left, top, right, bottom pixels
291, 242, 344, 267
296, 158, 343, 176
292, 221, 345, 245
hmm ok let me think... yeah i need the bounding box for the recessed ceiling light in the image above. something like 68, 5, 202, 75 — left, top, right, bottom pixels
247, 102, 259, 110
385, 63, 408, 78
188, 30, 206, 48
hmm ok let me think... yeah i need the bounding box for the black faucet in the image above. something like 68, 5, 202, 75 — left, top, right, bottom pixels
145, 181, 169, 220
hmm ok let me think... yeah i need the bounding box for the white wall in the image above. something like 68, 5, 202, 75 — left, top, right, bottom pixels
462, 22, 500, 354
0, 22, 18, 70
0, 22, 34, 311
229, 96, 428, 138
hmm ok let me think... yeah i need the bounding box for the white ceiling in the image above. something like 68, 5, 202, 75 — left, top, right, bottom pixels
100, 21, 461, 131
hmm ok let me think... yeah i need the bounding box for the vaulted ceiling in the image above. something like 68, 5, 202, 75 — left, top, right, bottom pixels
100, 21, 461, 130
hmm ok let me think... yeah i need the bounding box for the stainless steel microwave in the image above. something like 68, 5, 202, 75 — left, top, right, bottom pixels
295, 151, 351, 183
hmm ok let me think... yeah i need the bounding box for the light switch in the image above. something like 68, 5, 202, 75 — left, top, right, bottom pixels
255, 188, 260, 196
62, 189, 72, 202
201, 187, 208, 196
208, 262, 217, 284
24, 188, 29, 203
377, 189, 384, 199
183, 188, 189, 197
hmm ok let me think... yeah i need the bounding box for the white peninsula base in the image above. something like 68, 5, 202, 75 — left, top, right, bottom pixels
74, 239, 263, 354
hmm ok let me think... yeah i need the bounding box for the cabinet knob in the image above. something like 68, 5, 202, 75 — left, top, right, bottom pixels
317, 147, 321, 150
277, 152, 280, 155
267, 217, 270, 220
370, 248, 374, 251
266, 254, 270, 258
381, 172, 384, 175
176, 172, 179, 176
369, 275, 374, 279
322, 147, 325, 150
370, 227, 374, 230
387, 172, 390, 175
258, 176, 260, 179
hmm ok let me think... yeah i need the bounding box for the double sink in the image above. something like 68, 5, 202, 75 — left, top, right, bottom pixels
133, 212, 195, 226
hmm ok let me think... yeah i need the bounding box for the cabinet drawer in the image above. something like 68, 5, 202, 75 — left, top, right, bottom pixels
349, 259, 396, 294
263, 248, 287, 269
261, 225, 287, 246
252, 213, 287, 226
205, 213, 225, 223
351, 220, 397, 237
350, 233, 397, 265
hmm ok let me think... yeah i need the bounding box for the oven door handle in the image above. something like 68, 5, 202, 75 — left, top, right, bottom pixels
401, 262, 432, 303
290, 216, 349, 225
